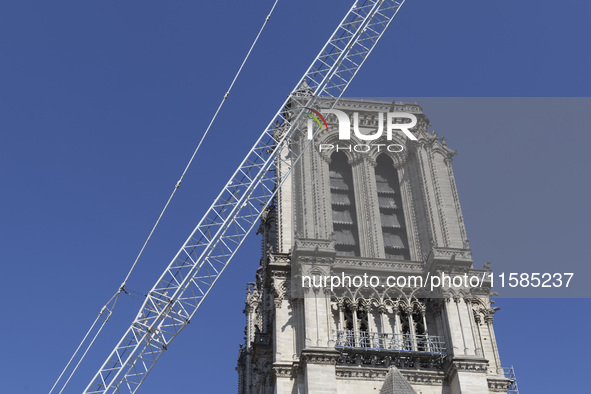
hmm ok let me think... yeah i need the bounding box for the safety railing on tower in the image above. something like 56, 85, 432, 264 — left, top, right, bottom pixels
333, 329, 446, 355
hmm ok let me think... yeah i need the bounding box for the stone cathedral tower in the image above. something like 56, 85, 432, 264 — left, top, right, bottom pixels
237, 96, 515, 394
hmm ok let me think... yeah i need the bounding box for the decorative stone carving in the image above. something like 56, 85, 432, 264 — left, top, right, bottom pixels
449, 359, 489, 373
300, 350, 340, 365
487, 377, 513, 392
335, 258, 424, 271
335, 366, 445, 385
273, 364, 296, 379
237, 98, 510, 394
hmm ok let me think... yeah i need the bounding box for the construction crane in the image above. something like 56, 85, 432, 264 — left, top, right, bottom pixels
83, 1, 407, 392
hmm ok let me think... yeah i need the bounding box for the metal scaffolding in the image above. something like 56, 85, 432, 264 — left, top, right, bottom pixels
503, 366, 519, 394
332, 329, 446, 369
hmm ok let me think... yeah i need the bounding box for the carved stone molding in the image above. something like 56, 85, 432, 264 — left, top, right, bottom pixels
390, 104, 424, 114
335, 367, 387, 381
487, 377, 513, 392
270, 276, 289, 309
297, 256, 335, 267
404, 370, 445, 385
300, 349, 340, 365
428, 247, 473, 263
268, 253, 290, 266
334, 348, 445, 370
273, 363, 296, 380
447, 357, 489, 376
335, 366, 445, 385
335, 258, 424, 272
322, 99, 394, 112
453, 361, 488, 372
294, 238, 335, 251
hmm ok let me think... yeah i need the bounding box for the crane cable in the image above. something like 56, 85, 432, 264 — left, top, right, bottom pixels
49, 1, 281, 392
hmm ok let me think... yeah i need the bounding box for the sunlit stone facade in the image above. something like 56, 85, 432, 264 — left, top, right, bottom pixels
237, 97, 512, 393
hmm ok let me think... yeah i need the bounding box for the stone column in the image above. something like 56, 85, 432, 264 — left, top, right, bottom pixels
378, 304, 387, 348
465, 299, 482, 357
337, 300, 345, 346
325, 289, 335, 347
393, 306, 402, 349
405, 306, 417, 351
350, 156, 382, 258
442, 297, 465, 357
365, 156, 387, 258
351, 303, 359, 347
474, 313, 486, 361
420, 306, 429, 352
366, 303, 373, 347
485, 312, 503, 374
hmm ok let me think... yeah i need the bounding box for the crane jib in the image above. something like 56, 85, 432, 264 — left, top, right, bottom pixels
84, 1, 407, 393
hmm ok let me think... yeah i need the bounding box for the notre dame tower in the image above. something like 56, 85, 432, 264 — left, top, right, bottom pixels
237, 95, 515, 394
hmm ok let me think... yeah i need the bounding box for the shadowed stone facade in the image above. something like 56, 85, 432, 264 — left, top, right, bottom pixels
237, 97, 513, 393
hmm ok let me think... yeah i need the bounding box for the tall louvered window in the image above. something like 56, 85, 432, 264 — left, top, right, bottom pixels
329, 152, 360, 256
375, 155, 410, 260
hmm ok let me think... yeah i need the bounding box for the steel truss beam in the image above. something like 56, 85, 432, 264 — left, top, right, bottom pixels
85, 1, 406, 392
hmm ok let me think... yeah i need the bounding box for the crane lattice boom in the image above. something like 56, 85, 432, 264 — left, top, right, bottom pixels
85, 1, 406, 392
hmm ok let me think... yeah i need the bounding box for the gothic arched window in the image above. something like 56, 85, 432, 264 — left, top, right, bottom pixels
329, 152, 360, 256
374, 154, 410, 260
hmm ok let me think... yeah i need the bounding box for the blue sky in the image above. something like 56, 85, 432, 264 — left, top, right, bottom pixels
1, 0, 590, 392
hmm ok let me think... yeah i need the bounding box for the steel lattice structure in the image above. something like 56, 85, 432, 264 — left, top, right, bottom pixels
85, 1, 406, 392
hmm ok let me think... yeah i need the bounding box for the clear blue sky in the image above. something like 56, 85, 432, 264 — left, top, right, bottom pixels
1, 1, 589, 392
